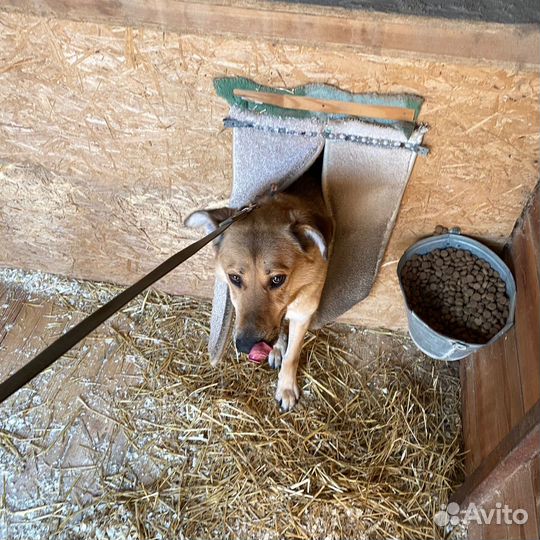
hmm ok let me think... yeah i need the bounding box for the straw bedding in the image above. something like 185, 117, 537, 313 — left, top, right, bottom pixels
0, 269, 463, 539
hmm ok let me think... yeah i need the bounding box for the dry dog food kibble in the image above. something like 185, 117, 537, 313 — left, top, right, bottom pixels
401, 248, 510, 344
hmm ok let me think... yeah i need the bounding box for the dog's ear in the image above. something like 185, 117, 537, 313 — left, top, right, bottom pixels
184, 207, 235, 234
289, 212, 328, 260
184, 207, 235, 249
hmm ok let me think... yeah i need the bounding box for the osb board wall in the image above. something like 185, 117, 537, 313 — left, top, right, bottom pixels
0, 11, 538, 329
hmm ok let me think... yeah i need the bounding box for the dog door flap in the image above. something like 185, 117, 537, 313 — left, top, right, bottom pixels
208, 79, 427, 364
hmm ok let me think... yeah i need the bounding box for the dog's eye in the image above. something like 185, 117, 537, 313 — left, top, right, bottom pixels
228, 274, 242, 287
269, 274, 286, 289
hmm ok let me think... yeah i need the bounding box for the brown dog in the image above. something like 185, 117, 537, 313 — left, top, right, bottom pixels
185, 160, 333, 410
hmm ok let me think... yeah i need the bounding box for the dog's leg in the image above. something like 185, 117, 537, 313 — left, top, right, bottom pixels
275, 316, 310, 411
268, 323, 288, 370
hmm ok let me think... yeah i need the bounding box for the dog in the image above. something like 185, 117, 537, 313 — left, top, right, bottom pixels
185, 156, 333, 410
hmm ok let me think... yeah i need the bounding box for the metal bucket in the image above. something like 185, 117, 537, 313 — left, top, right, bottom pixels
397, 231, 516, 361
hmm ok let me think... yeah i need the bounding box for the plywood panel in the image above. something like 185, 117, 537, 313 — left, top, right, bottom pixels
0, 11, 538, 329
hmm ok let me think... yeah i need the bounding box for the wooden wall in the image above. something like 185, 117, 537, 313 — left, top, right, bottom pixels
0, 2, 538, 329
458, 184, 540, 540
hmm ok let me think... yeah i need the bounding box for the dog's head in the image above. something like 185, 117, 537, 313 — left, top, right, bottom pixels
185, 196, 328, 354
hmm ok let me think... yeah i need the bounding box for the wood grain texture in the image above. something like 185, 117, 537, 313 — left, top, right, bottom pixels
501, 329, 525, 432
460, 186, 539, 470
461, 354, 481, 474
481, 497, 507, 540
467, 520, 484, 540
531, 455, 540, 534
233, 89, 416, 121
527, 191, 540, 274
511, 191, 540, 413
453, 400, 540, 507
459, 185, 540, 539
1, 0, 539, 67
467, 458, 540, 540
0, 12, 538, 330
504, 460, 539, 540
472, 338, 513, 468
504, 475, 522, 540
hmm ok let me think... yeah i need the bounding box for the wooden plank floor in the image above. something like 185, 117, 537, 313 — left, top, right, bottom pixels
461, 185, 540, 540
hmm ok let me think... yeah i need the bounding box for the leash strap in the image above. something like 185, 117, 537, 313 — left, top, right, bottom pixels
0, 206, 254, 404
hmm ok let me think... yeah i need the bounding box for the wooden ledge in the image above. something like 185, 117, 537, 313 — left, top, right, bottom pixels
0, 0, 538, 68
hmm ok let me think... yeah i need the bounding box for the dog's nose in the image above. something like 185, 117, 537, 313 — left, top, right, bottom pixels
235, 334, 263, 354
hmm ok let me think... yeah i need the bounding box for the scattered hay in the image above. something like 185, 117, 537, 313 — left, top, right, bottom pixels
0, 269, 463, 539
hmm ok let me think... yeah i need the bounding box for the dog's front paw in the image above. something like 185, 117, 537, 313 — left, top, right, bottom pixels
268, 331, 287, 369
268, 344, 284, 369
275, 378, 300, 411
